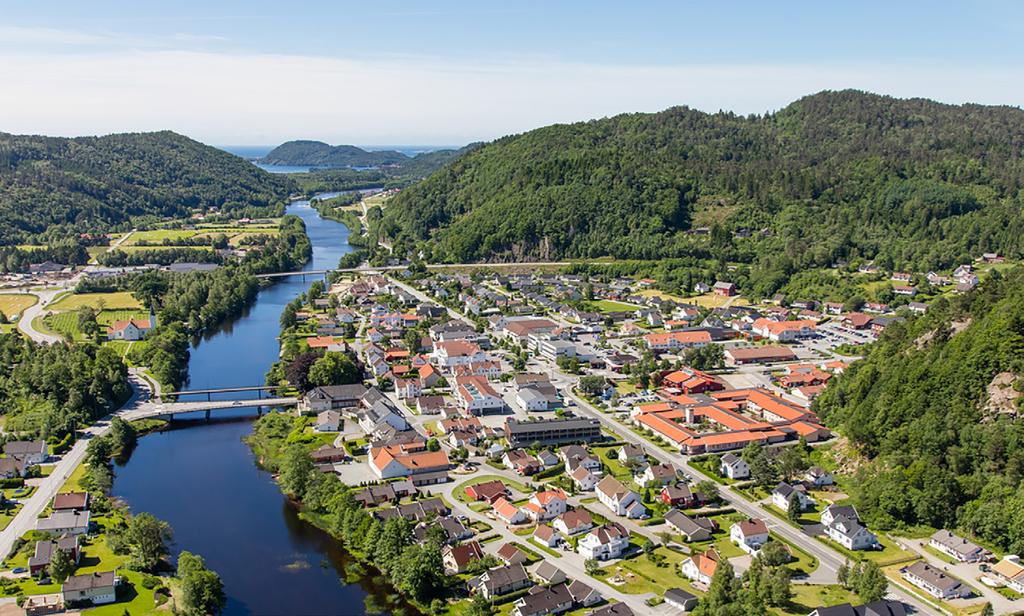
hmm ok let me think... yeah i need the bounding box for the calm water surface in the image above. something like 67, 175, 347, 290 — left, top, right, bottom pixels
112, 200, 401, 615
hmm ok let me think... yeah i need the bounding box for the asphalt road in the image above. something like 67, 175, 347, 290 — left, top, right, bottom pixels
0, 370, 152, 562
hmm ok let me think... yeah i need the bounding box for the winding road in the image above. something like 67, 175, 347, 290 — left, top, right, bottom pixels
15, 286, 68, 344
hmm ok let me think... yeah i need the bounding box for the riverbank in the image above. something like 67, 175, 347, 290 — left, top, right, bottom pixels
106, 199, 403, 615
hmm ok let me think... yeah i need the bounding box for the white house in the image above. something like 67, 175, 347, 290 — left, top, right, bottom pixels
730, 519, 769, 554
680, 549, 720, 586
595, 476, 646, 519
719, 453, 749, 480
553, 510, 593, 536
433, 340, 487, 368
524, 489, 567, 522
771, 482, 814, 512
454, 375, 504, 415
107, 313, 156, 341
636, 463, 676, 488
825, 516, 879, 551
804, 466, 834, 487
901, 561, 970, 600
493, 497, 528, 525
532, 525, 562, 549
577, 523, 630, 561
569, 466, 598, 491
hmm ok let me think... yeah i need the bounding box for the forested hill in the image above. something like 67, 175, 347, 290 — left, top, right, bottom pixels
378, 90, 1024, 275
261, 141, 408, 167
260, 140, 478, 175
815, 267, 1024, 552
0, 131, 294, 243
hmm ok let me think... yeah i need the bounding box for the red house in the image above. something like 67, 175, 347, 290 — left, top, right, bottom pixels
466, 479, 508, 503
661, 484, 699, 508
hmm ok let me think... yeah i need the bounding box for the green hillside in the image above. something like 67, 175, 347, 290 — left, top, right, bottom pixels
815, 267, 1024, 552
0, 130, 294, 243
378, 90, 1024, 282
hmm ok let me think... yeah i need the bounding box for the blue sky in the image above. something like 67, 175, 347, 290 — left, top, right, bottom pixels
2, 1, 1023, 144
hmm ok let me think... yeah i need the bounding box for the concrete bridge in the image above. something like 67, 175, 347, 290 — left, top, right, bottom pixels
123, 396, 299, 422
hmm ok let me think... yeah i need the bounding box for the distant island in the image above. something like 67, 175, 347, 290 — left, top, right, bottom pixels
260, 140, 477, 172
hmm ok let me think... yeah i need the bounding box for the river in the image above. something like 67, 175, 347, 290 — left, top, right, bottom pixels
111, 200, 403, 615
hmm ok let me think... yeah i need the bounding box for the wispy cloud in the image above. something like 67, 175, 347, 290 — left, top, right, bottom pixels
0, 44, 1021, 144
0, 25, 109, 46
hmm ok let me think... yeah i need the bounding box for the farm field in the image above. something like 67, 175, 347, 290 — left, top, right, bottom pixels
0, 293, 36, 318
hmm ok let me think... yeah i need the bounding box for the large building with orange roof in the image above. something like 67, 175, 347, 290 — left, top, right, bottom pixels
643, 330, 712, 351
631, 386, 828, 454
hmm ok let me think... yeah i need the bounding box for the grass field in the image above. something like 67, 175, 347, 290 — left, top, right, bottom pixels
587, 299, 642, 313
49, 291, 142, 311
0, 294, 36, 319
46, 308, 149, 341
596, 546, 701, 596
771, 585, 857, 616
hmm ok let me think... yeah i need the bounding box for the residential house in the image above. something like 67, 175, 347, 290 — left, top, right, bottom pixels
808, 601, 908, 616
577, 523, 630, 560
991, 556, 1024, 594
52, 492, 89, 512
415, 395, 445, 415
719, 453, 750, 480
636, 463, 676, 487
314, 411, 341, 432
28, 535, 80, 575
524, 489, 568, 522
681, 548, 721, 586
62, 571, 117, 606
805, 466, 834, 487
299, 384, 368, 414
3, 440, 48, 466
928, 530, 989, 563
660, 483, 699, 508
900, 561, 970, 600
595, 476, 646, 519
771, 482, 813, 512
554, 510, 593, 536
825, 515, 879, 551
504, 450, 542, 476
36, 510, 90, 535
820, 504, 859, 527
493, 497, 527, 525
470, 564, 533, 599
496, 543, 530, 566
511, 583, 574, 616
532, 561, 568, 586
465, 480, 508, 503
617, 444, 646, 465
665, 510, 716, 542
442, 541, 485, 574
730, 518, 769, 554
532, 524, 562, 549
570, 466, 599, 491
107, 313, 156, 341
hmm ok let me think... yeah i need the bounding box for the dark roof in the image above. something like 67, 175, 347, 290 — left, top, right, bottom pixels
811, 600, 908, 616
588, 604, 635, 616
3, 440, 46, 456
664, 587, 698, 606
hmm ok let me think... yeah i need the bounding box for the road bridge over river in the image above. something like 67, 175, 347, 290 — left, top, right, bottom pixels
123, 396, 298, 421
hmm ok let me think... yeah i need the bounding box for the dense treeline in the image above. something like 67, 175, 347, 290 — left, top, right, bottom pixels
0, 334, 130, 436
815, 267, 1024, 552
381, 90, 1024, 294
0, 131, 294, 243
0, 241, 91, 272
247, 413, 445, 613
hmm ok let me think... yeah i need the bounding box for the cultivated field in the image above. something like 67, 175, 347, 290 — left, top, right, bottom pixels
0, 294, 37, 318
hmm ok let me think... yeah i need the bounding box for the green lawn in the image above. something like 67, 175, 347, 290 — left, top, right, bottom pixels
49, 291, 142, 311
46, 309, 149, 341
771, 584, 858, 616
0, 294, 36, 319
86, 570, 168, 616
587, 300, 641, 313
596, 547, 700, 596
